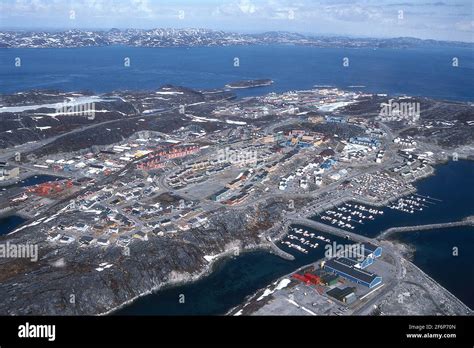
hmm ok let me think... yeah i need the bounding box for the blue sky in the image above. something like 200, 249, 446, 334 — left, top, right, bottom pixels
0, 0, 473, 42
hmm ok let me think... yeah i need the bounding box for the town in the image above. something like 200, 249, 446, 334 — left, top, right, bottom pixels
0, 85, 472, 316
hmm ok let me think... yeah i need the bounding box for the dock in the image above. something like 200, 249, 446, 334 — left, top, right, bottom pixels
289, 217, 374, 244
266, 237, 295, 261
377, 216, 474, 240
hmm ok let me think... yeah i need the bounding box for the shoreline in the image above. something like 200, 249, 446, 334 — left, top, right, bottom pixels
101, 241, 276, 316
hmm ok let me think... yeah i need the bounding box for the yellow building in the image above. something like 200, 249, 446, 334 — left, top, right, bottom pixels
261, 135, 275, 143
309, 115, 325, 124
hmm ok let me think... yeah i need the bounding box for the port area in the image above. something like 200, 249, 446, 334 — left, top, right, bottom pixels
230, 244, 396, 316
230, 234, 471, 316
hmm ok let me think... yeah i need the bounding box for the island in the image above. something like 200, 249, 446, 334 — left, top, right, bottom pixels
225, 79, 274, 89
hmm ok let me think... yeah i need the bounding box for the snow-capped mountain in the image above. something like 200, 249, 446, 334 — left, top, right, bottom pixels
0, 28, 471, 49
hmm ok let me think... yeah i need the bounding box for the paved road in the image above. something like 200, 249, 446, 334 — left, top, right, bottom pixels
0, 106, 177, 162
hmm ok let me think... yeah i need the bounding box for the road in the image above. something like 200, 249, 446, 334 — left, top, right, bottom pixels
0, 106, 178, 162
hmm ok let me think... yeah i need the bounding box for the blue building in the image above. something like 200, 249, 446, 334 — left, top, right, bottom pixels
297, 141, 312, 148
350, 254, 374, 269
321, 158, 336, 170
323, 257, 382, 288
349, 136, 380, 148
347, 242, 383, 269
325, 116, 346, 123
363, 242, 382, 258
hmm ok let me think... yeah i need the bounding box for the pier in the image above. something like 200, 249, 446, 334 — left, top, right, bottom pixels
288, 217, 374, 244
266, 237, 295, 261
377, 216, 474, 240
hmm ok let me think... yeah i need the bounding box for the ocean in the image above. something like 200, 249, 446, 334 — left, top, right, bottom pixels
0, 46, 473, 101
0, 215, 26, 236
393, 226, 474, 310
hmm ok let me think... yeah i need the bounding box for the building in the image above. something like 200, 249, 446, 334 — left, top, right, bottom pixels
79, 236, 95, 246
210, 187, 233, 202
227, 178, 243, 190
325, 116, 346, 123
289, 130, 306, 137
97, 238, 110, 246
0, 165, 20, 181
393, 137, 417, 147
344, 242, 383, 269
320, 273, 339, 286
349, 137, 380, 148
47, 233, 62, 242
117, 235, 131, 246
320, 149, 336, 158
376, 151, 385, 163
59, 235, 75, 244
133, 231, 148, 241
363, 242, 382, 258
323, 257, 382, 288
326, 286, 357, 304
308, 115, 325, 124
261, 135, 275, 143
321, 158, 336, 170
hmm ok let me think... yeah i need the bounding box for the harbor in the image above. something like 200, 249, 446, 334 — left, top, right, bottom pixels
116, 160, 474, 315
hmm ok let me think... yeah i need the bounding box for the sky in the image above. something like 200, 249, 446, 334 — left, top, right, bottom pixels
0, 0, 473, 42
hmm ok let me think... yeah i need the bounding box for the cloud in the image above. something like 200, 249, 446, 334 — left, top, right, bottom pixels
0, 0, 472, 42
455, 20, 474, 32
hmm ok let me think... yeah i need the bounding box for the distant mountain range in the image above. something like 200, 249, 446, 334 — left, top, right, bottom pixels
0, 28, 472, 49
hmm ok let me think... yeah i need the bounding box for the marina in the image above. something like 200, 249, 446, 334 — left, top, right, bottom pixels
319, 203, 385, 230
280, 227, 327, 254
388, 194, 440, 213
315, 198, 433, 235
312, 160, 474, 238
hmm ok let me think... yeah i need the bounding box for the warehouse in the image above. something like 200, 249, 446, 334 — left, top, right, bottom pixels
323, 257, 382, 288
326, 286, 357, 304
